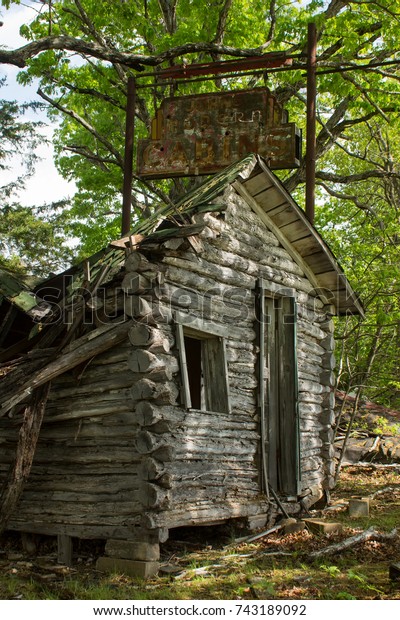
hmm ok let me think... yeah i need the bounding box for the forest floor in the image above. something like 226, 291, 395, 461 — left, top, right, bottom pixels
0, 464, 399, 600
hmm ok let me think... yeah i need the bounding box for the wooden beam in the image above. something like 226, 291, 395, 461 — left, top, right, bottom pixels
57, 534, 73, 566
0, 383, 51, 536
0, 320, 132, 416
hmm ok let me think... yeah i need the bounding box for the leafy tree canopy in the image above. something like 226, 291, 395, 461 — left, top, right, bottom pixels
1, 0, 399, 247
0, 78, 73, 274
0, 0, 399, 405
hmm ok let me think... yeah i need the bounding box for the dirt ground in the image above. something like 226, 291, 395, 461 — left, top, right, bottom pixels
0, 464, 399, 600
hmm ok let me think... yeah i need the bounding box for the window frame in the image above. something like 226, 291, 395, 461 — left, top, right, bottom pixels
175, 315, 231, 414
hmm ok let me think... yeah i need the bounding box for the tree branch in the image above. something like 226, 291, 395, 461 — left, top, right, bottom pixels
316, 169, 400, 184
37, 88, 124, 168
309, 527, 398, 559
64, 145, 115, 170
157, 0, 178, 35
318, 181, 378, 215
342, 72, 391, 122
42, 73, 125, 110
0, 35, 287, 69
213, 0, 234, 45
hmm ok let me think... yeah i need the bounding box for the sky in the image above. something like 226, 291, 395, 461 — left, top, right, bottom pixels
0, 1, 76, 206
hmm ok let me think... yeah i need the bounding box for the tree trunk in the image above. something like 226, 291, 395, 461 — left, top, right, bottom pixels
335, 324, 384, 482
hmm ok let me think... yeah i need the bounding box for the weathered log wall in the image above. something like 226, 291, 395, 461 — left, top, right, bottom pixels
0, 341, 143, 539
0, 182, 337, 541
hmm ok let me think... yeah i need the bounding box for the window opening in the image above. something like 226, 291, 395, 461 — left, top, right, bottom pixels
184, 335, 203, 410
176, 322, 230, 414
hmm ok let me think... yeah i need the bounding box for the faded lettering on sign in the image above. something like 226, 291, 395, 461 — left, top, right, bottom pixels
137, 88, 301, 178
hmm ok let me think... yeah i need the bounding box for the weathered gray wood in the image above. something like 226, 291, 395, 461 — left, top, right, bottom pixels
298, 378, 325, 395
122, 273, 152, 294
152, 444, 176, 462
0, 321, 132, 416
128, 324, 171, 352
47, 375, 133, 401
24, 474, 138, 493
161, 238, 186, 250
128, 349, 178, 374
175, 310, 255, 342
297, 338, 325, 357
155, 472, 173, 489
43, 402, 135, 423
142, 498, 269, 530
135, 401, 163, 427
212, 233, 304, 278
203, 336, 231, 414
125, 252, 150, 273
130, 379, 179, 404
320, 370, 336, 387
139, 456, 166, 481
134, 402, 254, 429
135, 430, 163, 454
7, 519, 142, 540
322, 351, 336, 370
137, 482, 170, 510
26, 446, 142, 465
175, 322, 192, 409
57, 534, 73, 565
264, 297, 278, 490
0, 159, 350, 544
163, 256, 255, 291
0, 383, 51, 535
124, 295, 153, 319
18, 494, 140, 519
297, 319, 326, 341
38, 422, 139, 440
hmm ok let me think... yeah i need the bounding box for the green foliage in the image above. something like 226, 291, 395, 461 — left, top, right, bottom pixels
2, 0, 400, 404
0, 200, 74, 276
371, 417, 400, 437
0, 79, 73, 275
320, 564, 341, 577
0, 78, 44, 179
315, 120, 400, 407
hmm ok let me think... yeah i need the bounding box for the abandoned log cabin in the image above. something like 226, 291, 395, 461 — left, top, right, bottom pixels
0, 155, 363, 576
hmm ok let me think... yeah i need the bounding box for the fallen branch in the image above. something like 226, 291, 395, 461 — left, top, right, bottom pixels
369, 486, 400, 500
309, 527, 398, 559
225, 524, 283, 547
346, 462, 400, 470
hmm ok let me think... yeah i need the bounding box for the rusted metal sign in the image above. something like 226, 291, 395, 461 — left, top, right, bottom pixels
137, 88, 301, 179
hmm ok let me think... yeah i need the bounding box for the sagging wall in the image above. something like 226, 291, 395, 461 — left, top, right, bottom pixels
0, 338, 146, 539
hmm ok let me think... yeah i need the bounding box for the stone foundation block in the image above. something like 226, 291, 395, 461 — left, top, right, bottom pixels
303, 518, 343, 535
105, 539, 160, 561
246, 514, 269, 531
96, 556, 159, 578
348, 498, 370, 518
280, 518, 306, 535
